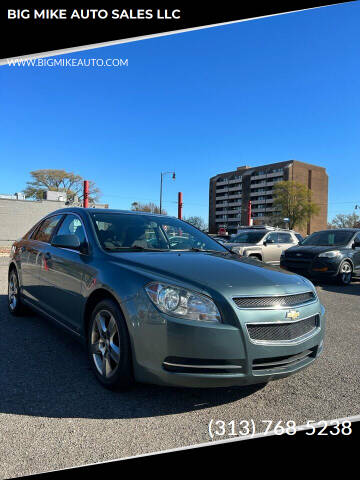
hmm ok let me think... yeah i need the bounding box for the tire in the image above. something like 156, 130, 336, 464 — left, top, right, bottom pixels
337, 260, 353, 285
8, 268, 26, 316
87, 298, 133, 390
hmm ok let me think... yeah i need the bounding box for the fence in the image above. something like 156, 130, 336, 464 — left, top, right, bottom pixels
0, 198, 69, 246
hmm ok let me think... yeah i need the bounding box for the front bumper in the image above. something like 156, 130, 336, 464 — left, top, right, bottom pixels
280, 256, 340, 278
123, 293, 325, 388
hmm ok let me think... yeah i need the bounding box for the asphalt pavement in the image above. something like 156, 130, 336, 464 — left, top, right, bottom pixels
0, 257, 359, 478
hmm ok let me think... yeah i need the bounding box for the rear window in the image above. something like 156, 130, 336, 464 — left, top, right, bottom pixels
23, 221, 41, 240
33, 215, 63, 243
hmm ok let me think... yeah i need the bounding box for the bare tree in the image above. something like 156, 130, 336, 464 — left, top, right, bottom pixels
328, 212, 360, 228
131, 201, 167, 215
183, 216, 207, 231
23, 169, 101, 203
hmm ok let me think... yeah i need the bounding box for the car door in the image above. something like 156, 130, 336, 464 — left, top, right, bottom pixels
37, 213, 91, 332
262, 232, 280, 263
20, 215, 63, 305
277, 232, 297, 262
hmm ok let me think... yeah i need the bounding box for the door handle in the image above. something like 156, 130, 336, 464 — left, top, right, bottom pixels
44, 252, 52, 260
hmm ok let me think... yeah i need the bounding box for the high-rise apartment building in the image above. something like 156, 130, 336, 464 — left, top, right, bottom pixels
209, 160, 328, 236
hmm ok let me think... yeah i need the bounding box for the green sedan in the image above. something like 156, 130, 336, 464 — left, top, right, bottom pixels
8, 208, 325, 390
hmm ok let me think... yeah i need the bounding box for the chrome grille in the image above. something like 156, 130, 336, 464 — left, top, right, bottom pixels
247, 315, 318, 342
285, 251, 316, 259
233, 292, 315, 309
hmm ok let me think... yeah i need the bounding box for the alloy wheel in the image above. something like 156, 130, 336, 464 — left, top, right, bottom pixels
340, 262, 352, 284
90, 310, 121, 378
8, 272, 18, 311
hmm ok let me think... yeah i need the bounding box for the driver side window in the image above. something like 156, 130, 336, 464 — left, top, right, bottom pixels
56, 214, 87, 248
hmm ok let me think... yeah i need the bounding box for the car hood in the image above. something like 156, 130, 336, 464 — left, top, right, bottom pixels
285, 245, 342, 257
108, 251, 311, 297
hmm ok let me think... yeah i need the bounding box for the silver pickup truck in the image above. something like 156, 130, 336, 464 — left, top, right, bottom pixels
226, 227, 303, 265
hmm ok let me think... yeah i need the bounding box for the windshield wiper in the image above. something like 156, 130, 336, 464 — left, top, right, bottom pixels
105, 245, 168, 252
185, 247, 230, 253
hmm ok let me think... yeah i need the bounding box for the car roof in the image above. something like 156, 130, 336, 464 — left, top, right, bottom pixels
234, 229, 297, 233
314, 228, 360, 233
45, 207, 177, 219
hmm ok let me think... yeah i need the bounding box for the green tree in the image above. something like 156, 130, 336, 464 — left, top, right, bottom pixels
328, 212, 360, 228
23, 169, 100, 203
183, 216, 207, 231
131, 201, 167, 215
272, 180, 320, 230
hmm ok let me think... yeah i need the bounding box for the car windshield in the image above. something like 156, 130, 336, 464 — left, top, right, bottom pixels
301, 230, 354, 246
90, 212, 228, 253
232, 231, 266, 243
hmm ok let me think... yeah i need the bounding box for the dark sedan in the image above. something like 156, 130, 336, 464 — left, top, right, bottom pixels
8, 208, 325, 390
280, 228, 360, 285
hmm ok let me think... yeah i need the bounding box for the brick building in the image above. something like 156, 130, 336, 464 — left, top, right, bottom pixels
209, 160, 328, 236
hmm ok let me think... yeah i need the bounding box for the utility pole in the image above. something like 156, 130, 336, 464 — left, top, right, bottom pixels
247, 200, 252, 226
178, 192, 183, 220
83, 180, 89, 208
160, 171, 175, 214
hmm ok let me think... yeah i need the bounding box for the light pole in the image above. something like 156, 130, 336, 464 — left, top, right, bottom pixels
160, 171, 175, 214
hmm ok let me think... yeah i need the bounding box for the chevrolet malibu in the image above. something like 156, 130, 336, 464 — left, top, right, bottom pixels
8, 208, 325, 390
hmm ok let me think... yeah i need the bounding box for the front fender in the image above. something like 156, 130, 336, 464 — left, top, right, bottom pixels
336, 257, 354, 275
243, 247, 262, 257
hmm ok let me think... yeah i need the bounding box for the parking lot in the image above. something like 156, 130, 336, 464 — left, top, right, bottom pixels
0, 257, 359, 479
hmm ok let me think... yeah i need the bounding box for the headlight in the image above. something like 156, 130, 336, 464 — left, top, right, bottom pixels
318, 250, 341, 258
145, 282, 221, 323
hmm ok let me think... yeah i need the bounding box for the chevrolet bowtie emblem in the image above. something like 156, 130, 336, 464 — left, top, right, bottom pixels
286, 310, 300, 320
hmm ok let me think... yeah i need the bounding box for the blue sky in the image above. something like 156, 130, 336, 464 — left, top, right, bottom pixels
1, 2, 359, 222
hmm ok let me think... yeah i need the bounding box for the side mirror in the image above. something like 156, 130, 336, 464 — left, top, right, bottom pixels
353, 240, 360, 249
52, 234, 81, 250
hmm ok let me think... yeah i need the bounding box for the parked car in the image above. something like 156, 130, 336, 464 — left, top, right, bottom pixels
209, 235, 232, 245
8, 208, 324, 390
280, 228, 360, 285
227, 227, 303, 264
